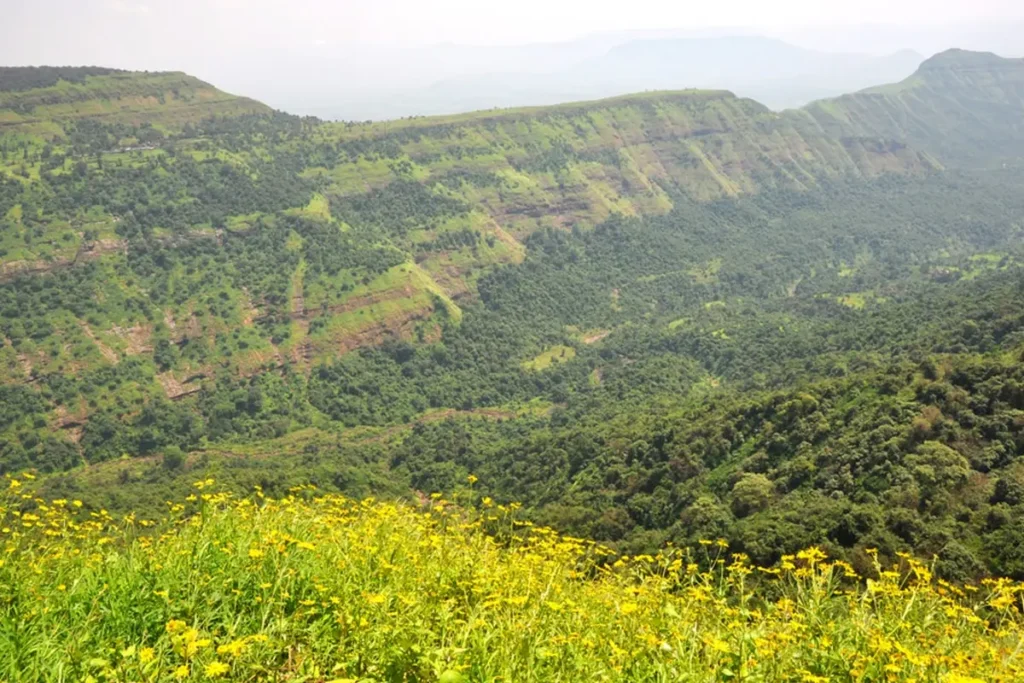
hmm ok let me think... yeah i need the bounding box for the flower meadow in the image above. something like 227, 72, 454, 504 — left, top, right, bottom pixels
2, 478, 1024, 682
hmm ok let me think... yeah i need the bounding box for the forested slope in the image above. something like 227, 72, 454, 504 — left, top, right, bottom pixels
0, 63, 948, 441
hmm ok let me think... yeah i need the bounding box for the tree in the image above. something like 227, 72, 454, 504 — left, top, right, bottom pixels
906, 441, 970, 499
153, 338, 177, 372
731, 473, 774, 518
680, 495, 732, 539
162, 445, 185, 471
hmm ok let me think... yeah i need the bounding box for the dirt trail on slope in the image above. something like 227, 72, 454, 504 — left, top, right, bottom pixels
289, 263, 311, 365
79, 322, 119, 364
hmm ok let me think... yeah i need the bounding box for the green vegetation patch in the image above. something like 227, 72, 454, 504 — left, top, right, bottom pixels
522, 345, 576, 372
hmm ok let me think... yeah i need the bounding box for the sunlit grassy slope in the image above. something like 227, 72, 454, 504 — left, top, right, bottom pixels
3, 480, 1024, 682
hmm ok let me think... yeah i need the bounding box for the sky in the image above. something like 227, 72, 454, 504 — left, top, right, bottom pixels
4, 0, 1024, 62
3, 0, 1023, 120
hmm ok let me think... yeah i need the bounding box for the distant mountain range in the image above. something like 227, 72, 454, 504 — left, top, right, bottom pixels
403, 37, 922, 116
5, 12, 1023, 123
300, 36, 923, 120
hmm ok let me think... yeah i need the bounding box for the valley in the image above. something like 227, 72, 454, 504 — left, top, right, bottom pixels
2, 51, 1024, 576
3, 40, 1024, 683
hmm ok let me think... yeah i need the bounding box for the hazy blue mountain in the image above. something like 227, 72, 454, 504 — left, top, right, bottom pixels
187, 23, 1024, 122
321, 37, 922, 120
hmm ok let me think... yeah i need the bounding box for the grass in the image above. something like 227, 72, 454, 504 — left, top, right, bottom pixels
298, 266, 459, 358
568, 328, 610, 344
834, 291, 889, 309
3, 482, 1024, 682
686, 257, 723, 285
521, 345, 576, 372
407, 264, 463, 324
960, 252, 1015, 281
286, 194, 332, 221
313, 293, 430, 340
837, 293, 868, 309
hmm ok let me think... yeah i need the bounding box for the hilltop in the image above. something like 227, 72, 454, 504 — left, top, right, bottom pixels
0, 66, 128, 91
0, 67, 270, 136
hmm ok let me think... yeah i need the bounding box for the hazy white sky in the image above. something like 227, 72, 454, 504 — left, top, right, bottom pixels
4, 0, 1023, 120
4, 0, 1024, 59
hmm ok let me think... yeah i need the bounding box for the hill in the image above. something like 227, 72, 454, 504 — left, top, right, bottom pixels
803, 50, 1024, 166
0, 67, 270, 137
32, 186, 1024, 578
315, 88, 936, 231
3, 487, 1024, 682
2, 52, 1024, 580
0, 73, 939, 415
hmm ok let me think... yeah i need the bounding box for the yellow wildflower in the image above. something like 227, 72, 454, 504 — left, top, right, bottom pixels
165, 619, 187, 634
216, 640, 246, 657
204, 661, 230, 677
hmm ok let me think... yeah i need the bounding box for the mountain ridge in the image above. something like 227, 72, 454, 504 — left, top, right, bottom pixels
804, 48, 1024, 166
918, 48, 1021, 70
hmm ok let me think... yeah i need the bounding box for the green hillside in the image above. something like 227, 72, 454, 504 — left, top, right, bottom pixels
0, 72, 943, 423
3, 51, 1024, 584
